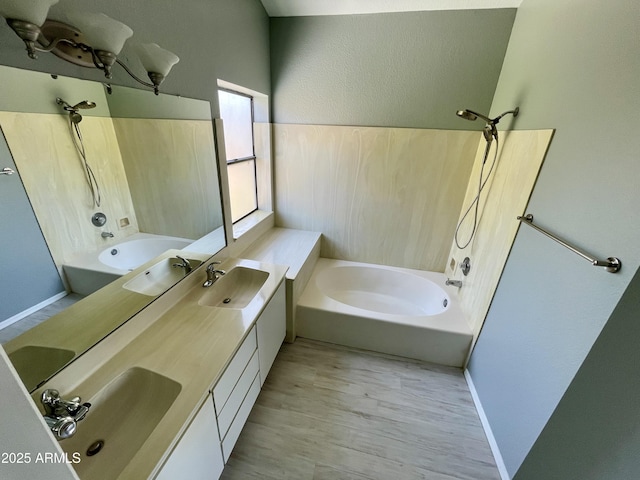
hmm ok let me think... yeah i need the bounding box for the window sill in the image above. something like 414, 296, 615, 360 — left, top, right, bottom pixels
232, 210, 273, 241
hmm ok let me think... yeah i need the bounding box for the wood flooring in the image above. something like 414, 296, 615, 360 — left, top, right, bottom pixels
221, 339, 499, 480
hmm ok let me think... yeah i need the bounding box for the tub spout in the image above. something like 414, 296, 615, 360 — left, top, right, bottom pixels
445, 279, 462, 288
101, 231, 114, 238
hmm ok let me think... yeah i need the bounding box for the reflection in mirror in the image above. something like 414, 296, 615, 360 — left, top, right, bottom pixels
0, 65, 226, 391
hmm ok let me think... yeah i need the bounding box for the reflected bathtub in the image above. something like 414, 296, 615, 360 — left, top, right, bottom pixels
63, 233, 194, 295
296, 258, 472, 366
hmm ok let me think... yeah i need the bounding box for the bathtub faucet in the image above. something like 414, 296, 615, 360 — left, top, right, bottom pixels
203, 261, 226, 287
101, 231, 114, 238
445, 279, 462, 288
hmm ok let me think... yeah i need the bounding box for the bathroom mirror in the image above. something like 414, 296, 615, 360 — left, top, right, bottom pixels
0, 65, 226, 391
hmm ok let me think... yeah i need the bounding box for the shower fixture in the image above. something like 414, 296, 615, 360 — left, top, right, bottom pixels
456, 107, 519, 145
56, 98, 97, 124
57, 97, 102, 207
453, 106, 520, 250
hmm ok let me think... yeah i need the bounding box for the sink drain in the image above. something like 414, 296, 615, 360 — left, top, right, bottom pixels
223, 298, 231, 304
86, 440, 105, 457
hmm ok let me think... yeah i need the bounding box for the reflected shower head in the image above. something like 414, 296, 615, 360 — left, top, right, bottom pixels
56, 97, 96, 124
72, 100, 96, 110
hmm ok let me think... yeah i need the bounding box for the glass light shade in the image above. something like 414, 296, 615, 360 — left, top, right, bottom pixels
136, 43, 179, 76
66, 12, 132, 54
0, 0, 59, 26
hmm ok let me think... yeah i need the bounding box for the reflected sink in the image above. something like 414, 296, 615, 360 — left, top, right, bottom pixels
123, 257, 203, 296
60, 367, 181, 479
198, 266, 269, 309
8, 346, 75, 392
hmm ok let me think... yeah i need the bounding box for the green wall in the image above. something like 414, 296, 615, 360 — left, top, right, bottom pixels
270, 9, 516, 129
467, 0, 640, 477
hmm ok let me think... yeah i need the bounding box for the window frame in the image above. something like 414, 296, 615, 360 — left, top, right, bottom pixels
218, 87, 258, 223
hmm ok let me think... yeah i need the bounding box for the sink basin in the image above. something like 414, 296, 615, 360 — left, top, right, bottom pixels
60, 367, 181, 479
123, 257, 203, 296
8, 346, 75, 392
198, 266, 269, 309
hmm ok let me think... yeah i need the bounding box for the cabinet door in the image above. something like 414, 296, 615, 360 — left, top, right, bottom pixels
257, 281, 286, 386
155, 395, 224, 480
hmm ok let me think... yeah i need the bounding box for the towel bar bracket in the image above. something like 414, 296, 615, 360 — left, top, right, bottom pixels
517, 214, 621, 273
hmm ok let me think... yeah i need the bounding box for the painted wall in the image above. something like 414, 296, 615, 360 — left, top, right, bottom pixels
0, 0, 271, 120
467, 0, 640, 477
515, 267, 640, 479
269, 9, 516, 129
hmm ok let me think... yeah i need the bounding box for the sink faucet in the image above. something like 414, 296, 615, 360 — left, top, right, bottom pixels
445, 279, 463, 288
203, 261, 226, 287
41, 389, 91, 440
172, 255, 192, 274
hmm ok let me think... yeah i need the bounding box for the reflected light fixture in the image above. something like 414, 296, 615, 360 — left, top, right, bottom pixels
0, 0, 179, 94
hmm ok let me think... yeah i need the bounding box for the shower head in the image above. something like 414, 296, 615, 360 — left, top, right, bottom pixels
69, 112, 83, 124
72, 100, 96, 110
456, 107, 519, 126
456, 109, 492, 123
56, 97, 96, 124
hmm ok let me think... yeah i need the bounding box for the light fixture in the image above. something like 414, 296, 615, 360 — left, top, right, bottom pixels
0, 0, 179, 94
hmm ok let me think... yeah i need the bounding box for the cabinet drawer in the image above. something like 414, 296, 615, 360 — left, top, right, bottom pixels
217, 350, 260, 438
221, 373, 260, 462
213, 326, 256, 414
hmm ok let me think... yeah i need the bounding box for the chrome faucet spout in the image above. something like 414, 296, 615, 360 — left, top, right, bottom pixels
203, 261, 226, 287
101, 231, 114, 238
445, 279, 463, 288
172, 255, 193, 274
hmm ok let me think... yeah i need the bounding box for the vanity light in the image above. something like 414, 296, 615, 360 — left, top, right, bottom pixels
0, 0, 179, 94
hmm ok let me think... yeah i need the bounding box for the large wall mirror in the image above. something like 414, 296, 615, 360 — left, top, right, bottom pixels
0, 65, 227, 391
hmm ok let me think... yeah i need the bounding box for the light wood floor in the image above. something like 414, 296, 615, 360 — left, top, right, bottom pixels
221, 339, 499, 480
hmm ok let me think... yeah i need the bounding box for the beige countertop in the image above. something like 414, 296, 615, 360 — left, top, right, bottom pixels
32, 257, 288, 480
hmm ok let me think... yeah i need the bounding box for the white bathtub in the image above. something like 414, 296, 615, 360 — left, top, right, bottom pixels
63, 233, 194, 295
296, 258, 472, 366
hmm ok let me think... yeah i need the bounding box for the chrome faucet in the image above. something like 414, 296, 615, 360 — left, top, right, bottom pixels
172, 255, 193, 274
203, 261, 226, 287
41, 389, 91, 440
101, 231, 114, 238
445, 279, 463, 288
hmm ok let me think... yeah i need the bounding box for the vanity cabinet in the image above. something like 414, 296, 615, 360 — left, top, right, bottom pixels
257, 282, 286, 385
156, 280, 286, 477
155, 394, 224, 480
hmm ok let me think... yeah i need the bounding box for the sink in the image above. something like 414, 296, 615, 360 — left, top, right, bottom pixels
123, 257, 203, 296
198, 266, 269, 309
60, 367, 181, 479
8, 346, 75, 392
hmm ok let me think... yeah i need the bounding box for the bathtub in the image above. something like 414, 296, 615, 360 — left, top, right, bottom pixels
296, 258, 472, 366
63, 233, 194, 295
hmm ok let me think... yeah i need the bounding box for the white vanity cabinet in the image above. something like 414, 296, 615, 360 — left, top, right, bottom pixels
155, 394, 224, 480
157, 280, 286, 477
257, 282, 286, 385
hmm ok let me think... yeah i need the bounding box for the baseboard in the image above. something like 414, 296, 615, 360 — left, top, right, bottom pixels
464, 369, 510, 480
0, 291, 67, 331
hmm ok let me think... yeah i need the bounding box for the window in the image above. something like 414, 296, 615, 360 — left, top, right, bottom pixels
218, 88, 257, 223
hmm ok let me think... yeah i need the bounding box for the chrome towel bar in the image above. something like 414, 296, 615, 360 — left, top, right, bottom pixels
516, 214, 621, 273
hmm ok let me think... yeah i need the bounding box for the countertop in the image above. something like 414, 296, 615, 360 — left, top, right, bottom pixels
32, 257, 288, 479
